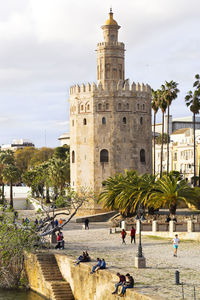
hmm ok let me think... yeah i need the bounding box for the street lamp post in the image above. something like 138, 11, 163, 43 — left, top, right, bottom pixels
135, 208, 146, 268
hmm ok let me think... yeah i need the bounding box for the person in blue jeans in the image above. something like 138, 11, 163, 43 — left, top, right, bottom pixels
112, 273, 126, 294
119, 273, 134, 296
95, 258, 106, 272
90, 258, 101, 274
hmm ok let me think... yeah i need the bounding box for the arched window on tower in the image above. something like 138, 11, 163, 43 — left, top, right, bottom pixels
72, 151, 75, 163
123, 117, 127, 124
98, 103, 102, 110
140, 149, 146, 163
100, 149, 109, 163
106, 103, 109, 110
118, 103, 121, 110
83, 118, 87, 125
126, 103, 129, 110
102, 117, 106, 124
140, 117, 143, 125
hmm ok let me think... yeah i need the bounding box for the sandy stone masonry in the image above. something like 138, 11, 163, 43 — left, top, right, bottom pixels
69, 10, 152, 208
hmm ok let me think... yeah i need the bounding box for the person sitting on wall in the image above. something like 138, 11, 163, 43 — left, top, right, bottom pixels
119, 273, 134, 297
112, 272, 126, 295
74, 251, 90, 265
90, 258, 101, 274
95, 258, 106, 272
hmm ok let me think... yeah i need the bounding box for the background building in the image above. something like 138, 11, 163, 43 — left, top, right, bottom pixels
154, 128, 200, 183
58, 133, 70, 147
153, 115, 200, 135
1, 139, 35, 151
69, 10, 152, 201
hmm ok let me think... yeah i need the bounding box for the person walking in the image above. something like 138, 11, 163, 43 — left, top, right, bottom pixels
84, 218, 89, 230
172, 234, 180, 257
130, 226, 136, 244
121, 229, 127, 244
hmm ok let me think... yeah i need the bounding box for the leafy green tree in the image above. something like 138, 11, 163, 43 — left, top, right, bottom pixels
152, 90, 159, 176
161, 81, 179, 174
53, 145, 70, 160
14, 147, 36, 174
30, 147, 54, 167
185, 74, 200, 186
0, 215, 39, 289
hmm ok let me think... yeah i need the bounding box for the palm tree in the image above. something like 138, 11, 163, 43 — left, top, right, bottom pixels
151, 90, 159, 176
0, 150, 15, 203
98, 171, 155, 216
148, 175, 199, 215
158, 90, 167, 178
161, 81, 179, 174
2, 164, 20, 208
185, 74, 200, 186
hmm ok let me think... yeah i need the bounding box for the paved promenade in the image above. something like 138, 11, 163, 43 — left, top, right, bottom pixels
60, 225, 200, 300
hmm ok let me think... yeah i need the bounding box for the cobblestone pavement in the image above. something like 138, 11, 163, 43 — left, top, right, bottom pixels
60, 226, 200, 300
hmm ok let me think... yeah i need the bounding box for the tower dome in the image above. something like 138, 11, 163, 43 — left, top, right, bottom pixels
105, 9, 118, 26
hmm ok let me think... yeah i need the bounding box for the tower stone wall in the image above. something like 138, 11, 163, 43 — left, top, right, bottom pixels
69, 10, 152, 204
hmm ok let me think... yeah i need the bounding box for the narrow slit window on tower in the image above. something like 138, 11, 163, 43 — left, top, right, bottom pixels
100, 149, 109, 163
140, 149, 145, 163
102, 117, 106, 124
72, 151, 75, 163
126, 103, 129, 110
72, 120, 74, 126
140, 117, 143, 125
137, 103, 139, 110
123, 117, 127, 124
118, 103, 121, 110
143, 104, 145, 110
106, 103, 109, 110
83, 118, 87, 125
87, 104, 90, 110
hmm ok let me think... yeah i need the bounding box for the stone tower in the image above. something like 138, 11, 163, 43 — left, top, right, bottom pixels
69, 10, 152, 208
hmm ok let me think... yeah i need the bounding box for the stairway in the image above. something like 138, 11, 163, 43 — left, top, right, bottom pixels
36, 253, 74, 300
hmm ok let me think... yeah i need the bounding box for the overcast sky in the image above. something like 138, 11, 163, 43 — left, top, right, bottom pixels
0, 0, 200, 148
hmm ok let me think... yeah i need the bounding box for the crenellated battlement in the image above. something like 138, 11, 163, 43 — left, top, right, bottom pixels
69, 80, 151, 96
97, 41, 124, 49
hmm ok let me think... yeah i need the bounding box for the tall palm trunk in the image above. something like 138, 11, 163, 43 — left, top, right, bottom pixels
160, 111, 165, 178
10, 180, 13, 208
153, 112, 156, 176
193, 113, 196, 186
2, 183, 4, 203
46, 185, 50, 203
167, 105, 170, 175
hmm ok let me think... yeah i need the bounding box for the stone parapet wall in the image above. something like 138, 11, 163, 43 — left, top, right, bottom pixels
25, 252, 165, 300
55, 254, 164, 300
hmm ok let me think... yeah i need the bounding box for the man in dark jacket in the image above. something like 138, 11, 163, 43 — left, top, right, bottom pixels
112, 272, 126, 294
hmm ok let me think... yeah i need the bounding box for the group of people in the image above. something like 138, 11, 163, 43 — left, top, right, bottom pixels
112, 272, 134, 296
121, 226, 136, 244
55, 230, 64, 249
90, 258, 106, 274
74, 251, 90, 265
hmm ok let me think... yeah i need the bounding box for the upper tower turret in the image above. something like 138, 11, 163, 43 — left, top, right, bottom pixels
97, 9, 125, 86
102, 8, 120, 43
